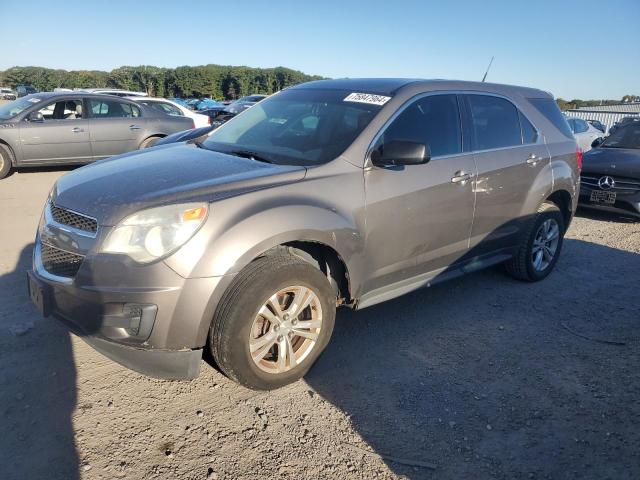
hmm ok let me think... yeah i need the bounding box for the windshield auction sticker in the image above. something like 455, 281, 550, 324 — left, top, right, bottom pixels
344, 93, 391, 106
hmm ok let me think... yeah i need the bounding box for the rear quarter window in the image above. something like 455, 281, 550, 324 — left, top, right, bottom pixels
528, 98, 573, 139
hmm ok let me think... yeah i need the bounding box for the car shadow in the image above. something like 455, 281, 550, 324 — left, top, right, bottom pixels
0, 244, 80, 479
304, 238, 640, 479
576, 206, 639, 223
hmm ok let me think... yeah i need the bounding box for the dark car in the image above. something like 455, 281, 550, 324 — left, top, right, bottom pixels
587, 119, 606, 133
197, 106, 227, 122
16, 85, 37, 97
609, 116, 639, 135
223, 94, 267, 114
579, 123, 640, 218
0, 92, 194, 178
154, 125, 215, 146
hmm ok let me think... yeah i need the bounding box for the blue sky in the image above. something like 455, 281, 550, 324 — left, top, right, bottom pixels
1, 0, 638, 99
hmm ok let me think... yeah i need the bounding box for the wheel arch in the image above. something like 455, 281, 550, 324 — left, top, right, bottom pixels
545, 189, 574, 229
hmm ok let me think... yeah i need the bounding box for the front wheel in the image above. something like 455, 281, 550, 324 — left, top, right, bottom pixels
209, 253, 336, 390
0, 144, 13, 179
505, 202, 565, 281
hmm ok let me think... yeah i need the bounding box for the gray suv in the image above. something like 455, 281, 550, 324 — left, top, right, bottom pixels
27, 79, 579, 390
0, 92, 194, 178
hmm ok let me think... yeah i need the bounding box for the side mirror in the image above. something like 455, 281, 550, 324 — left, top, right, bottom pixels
371, 140, 431, 167
591, 137, 604, 148
27, 111, 44, 122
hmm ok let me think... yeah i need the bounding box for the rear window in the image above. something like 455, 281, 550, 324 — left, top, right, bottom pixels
528, 98, 573, 139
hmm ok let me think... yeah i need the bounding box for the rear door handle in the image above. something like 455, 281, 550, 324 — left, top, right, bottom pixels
129, 124, 141, 130
71, 127, 84, 133
526, 154, 539, 166
451, 171, 473, 184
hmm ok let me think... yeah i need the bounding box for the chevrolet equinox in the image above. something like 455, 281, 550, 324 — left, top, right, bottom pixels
28, 79, 580, 390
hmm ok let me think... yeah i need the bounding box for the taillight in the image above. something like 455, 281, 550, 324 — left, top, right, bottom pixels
576, 147, 583, 171
191, 120, 196, 129
208, 116, 212, 125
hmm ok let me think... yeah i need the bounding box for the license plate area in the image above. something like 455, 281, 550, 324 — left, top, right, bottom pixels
27, 272, 51, 317
590, 190, 616, 205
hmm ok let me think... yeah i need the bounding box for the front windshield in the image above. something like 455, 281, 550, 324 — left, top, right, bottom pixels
601, 124, 640, 149
202, 89, 386, 166
0, 95, 43, 120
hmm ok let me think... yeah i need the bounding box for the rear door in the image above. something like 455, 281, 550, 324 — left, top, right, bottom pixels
363, 93, 477, 293
18, 98, 92, 164
86, 97, 147, 159
464, 93, 550, 255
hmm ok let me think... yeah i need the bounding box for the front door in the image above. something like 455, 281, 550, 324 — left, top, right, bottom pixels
362, 94, 476, 294
19, 98, 92, 163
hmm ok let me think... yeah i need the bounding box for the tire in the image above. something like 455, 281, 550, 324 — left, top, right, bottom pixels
139, 136, 161, 149
0, 144, 13, 179
209, 253, 336, 390
505, 202, 565, 282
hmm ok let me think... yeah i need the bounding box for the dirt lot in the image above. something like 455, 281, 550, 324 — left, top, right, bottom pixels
1, 167, 639, 480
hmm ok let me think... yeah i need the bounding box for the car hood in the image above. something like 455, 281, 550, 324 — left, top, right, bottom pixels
53, 143, 306, 226
582, 147, 640, 177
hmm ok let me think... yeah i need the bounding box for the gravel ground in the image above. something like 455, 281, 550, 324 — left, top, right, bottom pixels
1, 168, 639, 480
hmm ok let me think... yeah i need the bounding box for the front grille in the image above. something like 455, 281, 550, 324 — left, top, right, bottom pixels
40, 242, 84, 278
580, 174, 640, 194
50, 204, 98, 233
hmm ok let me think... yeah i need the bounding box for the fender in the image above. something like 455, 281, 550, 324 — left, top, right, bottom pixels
165, 202, 366, 290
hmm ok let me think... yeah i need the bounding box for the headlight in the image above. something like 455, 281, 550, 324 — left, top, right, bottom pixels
101, 203, 208, 263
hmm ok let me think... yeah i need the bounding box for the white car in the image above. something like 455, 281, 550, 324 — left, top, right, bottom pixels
81, 88, 148, 97
127, 97, 211, 128
566, 117, 603, 152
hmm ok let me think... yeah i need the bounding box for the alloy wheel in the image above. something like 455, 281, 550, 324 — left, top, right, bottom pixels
249, 285, 323, 374
531, 218, 560, 272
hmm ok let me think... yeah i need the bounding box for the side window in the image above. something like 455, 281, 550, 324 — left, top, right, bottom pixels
89, 99, 140, 118
467, 95, 522, 150
374, 94, 462, 157
37, 99, 83, 120
148, 102, 182, 116
519, 111, 538, 144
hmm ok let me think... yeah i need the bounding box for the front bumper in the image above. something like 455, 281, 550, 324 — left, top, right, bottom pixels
578, 182, 640, 218
28, 267, 211, 380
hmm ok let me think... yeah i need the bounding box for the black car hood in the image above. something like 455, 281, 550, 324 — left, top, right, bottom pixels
53, 143, 306, 226
582, 147, 640, 178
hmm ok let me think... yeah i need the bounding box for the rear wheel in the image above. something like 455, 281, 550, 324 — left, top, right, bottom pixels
0, 144, 13, 179
209, 253, 336, 390
505, 202, 564, 281
139, 136, 161, 149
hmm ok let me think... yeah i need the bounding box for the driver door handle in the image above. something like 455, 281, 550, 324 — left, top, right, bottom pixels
451, 171, 473, 184
129, 124, 141, 130
526, 154, 540, 166
71, 127, 84, 133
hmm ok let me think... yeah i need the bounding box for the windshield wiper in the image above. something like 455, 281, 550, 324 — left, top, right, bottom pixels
227, 150, 274, 164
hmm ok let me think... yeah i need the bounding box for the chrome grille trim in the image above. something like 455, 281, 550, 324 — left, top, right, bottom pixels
48, 203, 98, 237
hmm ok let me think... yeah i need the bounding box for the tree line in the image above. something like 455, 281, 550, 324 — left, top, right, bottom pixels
0, 65, 324, 100
556, 95, 639, 111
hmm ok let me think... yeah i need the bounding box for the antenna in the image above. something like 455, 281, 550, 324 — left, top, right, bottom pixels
481, 56, 495, 83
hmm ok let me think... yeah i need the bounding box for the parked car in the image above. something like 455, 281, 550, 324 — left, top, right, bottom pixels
197, 107, 228, 122
223, 94, 267, 114
566, 117, 602, 151
579, 123, 640, 218
0, 92, 194, 178
16, 85, 37, 97
128, 97, 211, 128
27, 79, 579, 389
81, 88, 148, 97
0, 88, 17, 100
195, 98, 226, 111
609, 116, 640, 135
155, 125, 216, 146
587, 119, 606, 134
